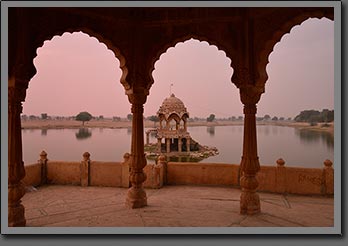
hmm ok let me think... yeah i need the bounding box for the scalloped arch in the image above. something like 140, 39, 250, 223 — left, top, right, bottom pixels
167, 113, 181, 122
148, 35, 235, 91
256, 11, 334, 88
30, 27, 131, 91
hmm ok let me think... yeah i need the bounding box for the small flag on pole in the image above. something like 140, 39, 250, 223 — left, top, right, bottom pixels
170, 83, 174, 95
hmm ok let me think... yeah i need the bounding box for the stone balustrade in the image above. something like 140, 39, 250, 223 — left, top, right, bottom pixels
22, 151, 334, 196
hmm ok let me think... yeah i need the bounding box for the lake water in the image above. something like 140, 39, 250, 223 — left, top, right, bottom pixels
22, 125, 334, 168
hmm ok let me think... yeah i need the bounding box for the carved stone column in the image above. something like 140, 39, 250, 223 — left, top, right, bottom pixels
166, 138, 170, 153
126, 91, 147, 208
186, 138, 191, 153
157, 138, 162, 153
146, 132, 150, 145
239, 87, 262, 215
178, 137, 182, 153
8, 83, 27, 226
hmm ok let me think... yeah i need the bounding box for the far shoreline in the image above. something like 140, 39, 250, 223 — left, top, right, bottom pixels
21, 119, 334, 134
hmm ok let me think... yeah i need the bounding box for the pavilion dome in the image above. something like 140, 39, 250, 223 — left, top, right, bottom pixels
157, 93, 189, 119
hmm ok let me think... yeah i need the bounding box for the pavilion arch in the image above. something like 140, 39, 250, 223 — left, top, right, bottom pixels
29, 28, 131, 93
147, 35, 237, 92
256, 11, 334, 89
167, 113, 181, 123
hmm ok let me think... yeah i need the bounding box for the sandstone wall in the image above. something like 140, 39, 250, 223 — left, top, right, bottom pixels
23, 159, 334, 196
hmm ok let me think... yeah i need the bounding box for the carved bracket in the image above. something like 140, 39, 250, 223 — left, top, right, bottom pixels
239, 84, 264, 105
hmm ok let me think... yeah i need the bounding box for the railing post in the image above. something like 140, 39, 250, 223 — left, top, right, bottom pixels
122, 153, 131, 188
153, 155, 167, 188
39, 150, 48, 185
157, 155, 167, 185
276, 158, 286, 193
323, 159, 334, 195
80, 152, 90, 187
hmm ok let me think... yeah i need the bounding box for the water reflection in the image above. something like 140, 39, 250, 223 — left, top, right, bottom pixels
75, 128, 92, 140
207, 126, 215, 136
22, 125, 334, 168
272, 126, 278, 135
295, 129, 334, 149
127, 127, 132, 135
41, 129, 47, 136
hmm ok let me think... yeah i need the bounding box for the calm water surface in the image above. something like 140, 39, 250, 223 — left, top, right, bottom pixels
22, 125, 334, 168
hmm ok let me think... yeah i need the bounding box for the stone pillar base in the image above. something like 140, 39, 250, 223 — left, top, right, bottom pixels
240, 173, 260, 215
240, 192, 260, 215
126, 187, 147, 208
8, 204, 26, 227
8, 182, 26, 227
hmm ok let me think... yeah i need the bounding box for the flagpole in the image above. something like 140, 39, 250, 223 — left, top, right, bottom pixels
170, 83, 173, 95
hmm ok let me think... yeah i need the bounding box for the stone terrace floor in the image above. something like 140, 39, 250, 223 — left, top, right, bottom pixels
21, 185, 334, 228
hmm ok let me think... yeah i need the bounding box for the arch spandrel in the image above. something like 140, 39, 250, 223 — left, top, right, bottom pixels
145, 23, 240, 92
9, 8, 133, 93
34, 29, 131, 91
253, 7, 334, 89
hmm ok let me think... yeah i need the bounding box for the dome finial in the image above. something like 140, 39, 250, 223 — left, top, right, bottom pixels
170, 83, 174, 96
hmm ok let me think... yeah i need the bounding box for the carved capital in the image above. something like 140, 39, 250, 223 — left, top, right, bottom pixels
243, 104, 257, 115
8, 82, 28, 115
131, 103, 144, 115
127, 87, 148, 105
239, 84, 264, 105
233, 67, 252, 86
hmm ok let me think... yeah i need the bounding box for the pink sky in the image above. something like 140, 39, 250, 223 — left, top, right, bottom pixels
22, 17, 334, 119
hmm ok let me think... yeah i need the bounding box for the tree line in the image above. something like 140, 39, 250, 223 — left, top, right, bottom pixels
21, 109, 334, 126
294, 109, 334, 123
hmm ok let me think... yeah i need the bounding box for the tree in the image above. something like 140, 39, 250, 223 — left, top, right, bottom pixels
294, 109, 333, 123
75, 111, 93, 126
263, 114, 271, 121
279, 117, 285, 121
21, 114, 28, 121
127, 114, 133, 121
272, 116, 278, 121
41, 113, 48, 120
294, 110, 320, 122
207, 114, 215, 122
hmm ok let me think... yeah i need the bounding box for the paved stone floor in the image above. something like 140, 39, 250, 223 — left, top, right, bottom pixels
21, 185, 334, 227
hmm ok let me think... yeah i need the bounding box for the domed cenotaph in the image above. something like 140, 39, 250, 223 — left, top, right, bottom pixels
145, 93, 218, 161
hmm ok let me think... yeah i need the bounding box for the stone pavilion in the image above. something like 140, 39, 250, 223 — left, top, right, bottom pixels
155, 93, 191, 154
